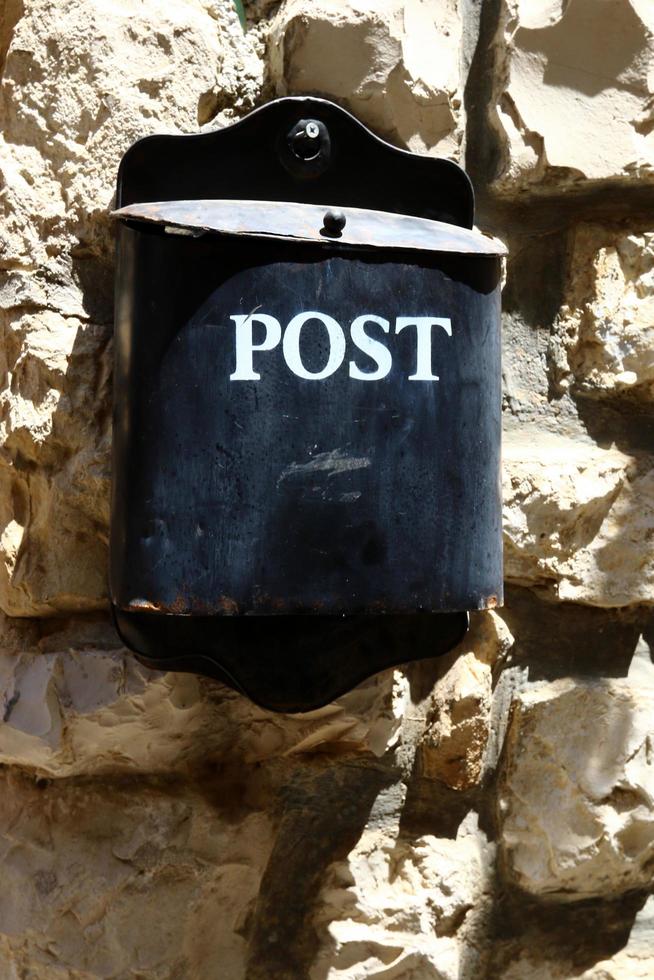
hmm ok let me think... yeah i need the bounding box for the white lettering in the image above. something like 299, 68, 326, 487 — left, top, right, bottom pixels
228, 311, 453, 382
283, 311, 346, 380
394, 317, 452, 381
230, 313, 282, 381
349, 315, 392, 380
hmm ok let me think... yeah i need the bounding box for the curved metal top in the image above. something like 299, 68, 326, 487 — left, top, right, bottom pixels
113, 199, 506, 257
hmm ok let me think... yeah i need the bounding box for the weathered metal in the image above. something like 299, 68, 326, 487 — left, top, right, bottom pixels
112, 199, 506, 256
110, 96, 504, 713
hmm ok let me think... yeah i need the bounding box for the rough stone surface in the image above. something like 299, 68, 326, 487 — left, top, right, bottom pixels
490, 0, 654, 195
503, 433, 654, 607
499, 678, 654, 900
310, 812, 494, 980
582, 895, 654, 978
0, 0, 263, 617
418, 611, 514, 790
0, 615, 408, 777
0, 770, 275, 979
550, 225, 654, 399
1, 0, 654, 977
269, 0, 465, 157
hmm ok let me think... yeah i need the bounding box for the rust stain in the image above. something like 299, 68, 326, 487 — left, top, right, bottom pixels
252, 593, 290, 613
213, 595, 239, 615
124, 593, 498, 614
250, 592, 332, 614
167, 594, 190, 614
125, 598, 163, 612
123, 593, 239, 615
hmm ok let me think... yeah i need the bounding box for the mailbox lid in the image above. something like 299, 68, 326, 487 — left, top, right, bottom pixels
112, 199, 507, 257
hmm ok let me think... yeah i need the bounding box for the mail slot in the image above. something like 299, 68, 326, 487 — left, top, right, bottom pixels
110, 96, 506, 713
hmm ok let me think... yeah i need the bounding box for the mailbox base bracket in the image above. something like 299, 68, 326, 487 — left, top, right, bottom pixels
112, 608, 469, 714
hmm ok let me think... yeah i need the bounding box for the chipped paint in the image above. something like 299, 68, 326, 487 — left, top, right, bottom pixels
277, 450, 371, 487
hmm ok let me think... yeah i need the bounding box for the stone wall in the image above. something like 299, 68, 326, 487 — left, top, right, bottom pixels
1, 1, 653, 977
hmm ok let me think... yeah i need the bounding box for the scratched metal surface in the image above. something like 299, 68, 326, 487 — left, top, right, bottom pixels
112, 199, 507, 256
110, 225, 503, 622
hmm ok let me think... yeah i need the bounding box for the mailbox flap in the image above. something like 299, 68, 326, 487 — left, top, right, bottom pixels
112, 199, 507, 257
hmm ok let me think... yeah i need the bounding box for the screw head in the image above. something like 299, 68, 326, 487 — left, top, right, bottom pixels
289, 118, 324, 160
282, 118, 332, 176
322, 209, 347, 236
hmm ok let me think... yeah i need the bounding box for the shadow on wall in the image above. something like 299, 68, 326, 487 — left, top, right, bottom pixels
487, 586, 654, 973
244, 761, 394, 980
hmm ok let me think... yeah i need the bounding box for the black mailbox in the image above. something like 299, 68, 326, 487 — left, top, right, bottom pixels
110, 97, 505, 713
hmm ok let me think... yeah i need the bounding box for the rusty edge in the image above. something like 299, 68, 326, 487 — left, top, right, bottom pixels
111, 199, 508, 257
120, 593, 502, 615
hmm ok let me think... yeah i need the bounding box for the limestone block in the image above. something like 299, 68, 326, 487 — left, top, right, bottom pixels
498, 678, 654, 900
550, 226, 654, 399
418, 612, 514, 790
0, 0, 264, 617
0, 0, 263, 271
0, 308, 112, 615
310, 812, 494, 980
503, 433, 654, 607
491, 0, 654, 194
0, 771, 274, 979
269, 0, 464, 156
0, 616, 407, 777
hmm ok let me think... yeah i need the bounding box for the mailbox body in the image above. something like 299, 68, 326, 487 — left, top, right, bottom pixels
110, 98, 504, 712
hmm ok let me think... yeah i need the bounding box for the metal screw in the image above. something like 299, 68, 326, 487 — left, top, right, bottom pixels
283, 118, 331, 173
290, 119, 324, 160
322, 209, 347, 236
